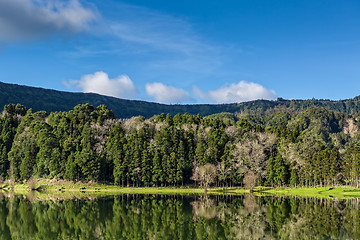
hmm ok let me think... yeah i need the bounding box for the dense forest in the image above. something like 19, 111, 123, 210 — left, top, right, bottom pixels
0, 102, 360, 188
2, 81, 360, 118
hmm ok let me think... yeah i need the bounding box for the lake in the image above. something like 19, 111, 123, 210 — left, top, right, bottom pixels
0, 193, 359, 239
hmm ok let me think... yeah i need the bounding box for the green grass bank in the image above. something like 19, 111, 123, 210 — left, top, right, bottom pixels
2, 179, 360, 199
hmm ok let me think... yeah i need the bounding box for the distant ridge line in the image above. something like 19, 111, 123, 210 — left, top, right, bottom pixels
0, 81, 359, 118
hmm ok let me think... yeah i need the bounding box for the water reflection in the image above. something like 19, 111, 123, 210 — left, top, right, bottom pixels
0, 193, 359, 239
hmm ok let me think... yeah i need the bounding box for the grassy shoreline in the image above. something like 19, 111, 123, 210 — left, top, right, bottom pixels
261, 186, 360, 198
2, 179, 360, 199
0, 179, 249, 195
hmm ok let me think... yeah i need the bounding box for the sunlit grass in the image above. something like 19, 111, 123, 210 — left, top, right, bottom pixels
262, 186, 360, 199
2, 179, 360, 199
1, 179, 249, 196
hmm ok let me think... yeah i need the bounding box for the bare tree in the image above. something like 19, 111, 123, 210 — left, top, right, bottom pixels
217, 161, 231, 187
191, 163, 217, 193
243, 171, 258, 192
230, 132, 277, 181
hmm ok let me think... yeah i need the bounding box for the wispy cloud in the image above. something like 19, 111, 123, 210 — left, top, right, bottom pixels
65, 3, 224, 74
64, 71, 138, 99
108, 3, 212, 56
145, 82, 193, 103
0, 0, 98, 42
193, 81, 277, 103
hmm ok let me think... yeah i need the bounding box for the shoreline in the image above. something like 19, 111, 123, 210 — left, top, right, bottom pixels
1, 179, 360, 199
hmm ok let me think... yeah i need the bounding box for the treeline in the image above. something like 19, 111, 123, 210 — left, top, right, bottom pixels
0, 103, 360, 187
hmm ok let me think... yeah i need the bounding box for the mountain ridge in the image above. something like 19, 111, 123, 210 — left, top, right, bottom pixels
1, 81, 360, 118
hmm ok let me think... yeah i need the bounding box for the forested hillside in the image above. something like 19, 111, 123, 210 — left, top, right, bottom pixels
1, 103, 360, 187
2, 81, 360, 118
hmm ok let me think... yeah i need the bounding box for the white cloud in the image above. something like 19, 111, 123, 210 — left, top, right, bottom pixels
66, 71, 137, 99
0, 0, 98, 42
146, 82, 193, 103
193, 81, 277, 103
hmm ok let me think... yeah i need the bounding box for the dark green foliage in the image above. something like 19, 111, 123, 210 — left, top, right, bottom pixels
77, 123, 100, 180
107, 123, 126, 185
0, 101, 359, 187
19, 139, 37, 180
290, 168, 299, 187
344, 142, 360, 187
0, 110, 19, 178
273, 154, 289, 186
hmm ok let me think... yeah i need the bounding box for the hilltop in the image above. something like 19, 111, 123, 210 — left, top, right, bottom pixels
1, 81, 360, 118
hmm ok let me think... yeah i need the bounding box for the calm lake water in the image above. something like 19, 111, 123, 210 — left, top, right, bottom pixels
0, 193, 359, 239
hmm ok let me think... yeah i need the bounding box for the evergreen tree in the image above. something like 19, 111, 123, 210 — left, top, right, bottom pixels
195, 133, 207, 165
141, 150, 151, 186
64, 152, 79, 180
290, 168, 299, 187
150, 147, 162, 186
107, 123, 126, 185
274, 154, 289, 186
77, 123, 100, 180
266, 156, 275, 186
19, 139, 37, 180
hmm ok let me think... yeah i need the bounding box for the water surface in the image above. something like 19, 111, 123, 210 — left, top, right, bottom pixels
0, 193, 359, 239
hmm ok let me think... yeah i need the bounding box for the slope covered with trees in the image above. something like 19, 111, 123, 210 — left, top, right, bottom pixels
2, 81, 360, 118
1, 102, 360, 188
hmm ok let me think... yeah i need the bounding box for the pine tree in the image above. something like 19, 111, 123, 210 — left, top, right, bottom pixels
267, 156, 275, 186
77, 123, 100, 180
107, 123, 126, 185
195, 133, 207, 165
0, 145, 7, 178
141, 150, 151, 186
131, 137, 142, 186
150, 148, 161, 186
64, 152, 79, 180
290, 168, 299, 187
274, 154, 289, 186
19, 139, 37, 180
329, 148, 340, 185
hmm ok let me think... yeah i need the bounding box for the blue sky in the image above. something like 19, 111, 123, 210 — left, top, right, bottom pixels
1, 0, 360, 104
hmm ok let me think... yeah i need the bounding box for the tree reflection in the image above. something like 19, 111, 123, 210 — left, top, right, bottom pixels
0, 194, 359, 239
191, 195, 217, 220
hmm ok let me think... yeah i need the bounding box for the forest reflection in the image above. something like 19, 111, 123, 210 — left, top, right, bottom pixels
0, 193, 359, 239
